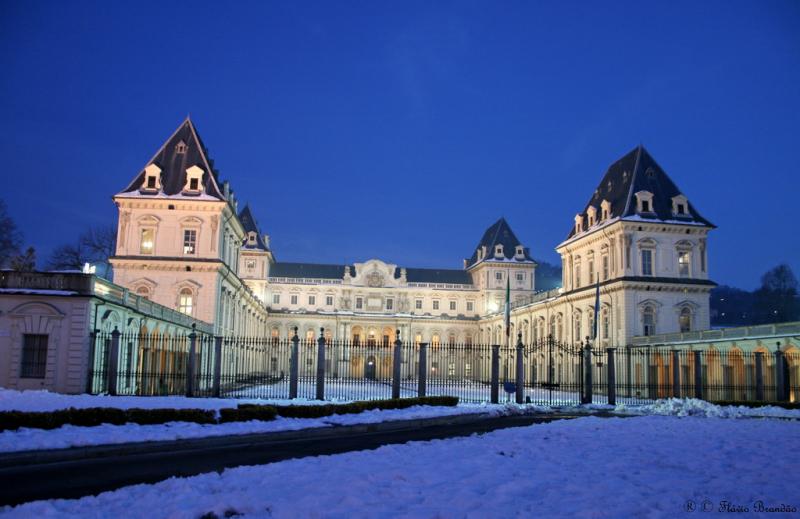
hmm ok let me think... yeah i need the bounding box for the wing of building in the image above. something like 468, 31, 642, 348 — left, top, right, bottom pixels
109, 120, 715, 345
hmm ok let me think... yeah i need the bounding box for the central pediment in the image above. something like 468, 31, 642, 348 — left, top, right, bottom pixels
349, 259, 406, 288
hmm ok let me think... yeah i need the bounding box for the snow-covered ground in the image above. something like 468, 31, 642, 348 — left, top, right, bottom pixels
0, 404, 511, 454
3, 415, 798, 518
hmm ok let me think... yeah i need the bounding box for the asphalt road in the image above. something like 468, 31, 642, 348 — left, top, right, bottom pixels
0, 413, 594, 507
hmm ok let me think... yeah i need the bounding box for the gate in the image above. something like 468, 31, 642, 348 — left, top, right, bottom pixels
523, 336, 584, 406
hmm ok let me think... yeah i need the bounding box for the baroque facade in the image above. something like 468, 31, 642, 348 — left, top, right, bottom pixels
110, 118, 716, 346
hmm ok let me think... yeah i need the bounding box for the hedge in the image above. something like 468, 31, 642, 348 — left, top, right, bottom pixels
0, 395, 460, 432
259, 395, 460, 419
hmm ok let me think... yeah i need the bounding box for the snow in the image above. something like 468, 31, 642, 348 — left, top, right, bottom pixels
3, 415, 798, 518
615, 397, 800, 419
0, 389, 243, 413
0, 404, 502, 454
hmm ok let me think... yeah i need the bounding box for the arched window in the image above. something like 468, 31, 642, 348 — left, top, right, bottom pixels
602, 308, 610, 339
135, 286, 150, 299
643, 306, 656, 336
270, 327, 280, 344
679, 307, 692, 333
574, 313, 582, 342
432, 333, 441, 347
178, 288, 193, 315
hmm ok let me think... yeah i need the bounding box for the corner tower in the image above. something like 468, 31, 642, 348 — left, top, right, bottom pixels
466, 217, 537, 314
556, 145, 716, 343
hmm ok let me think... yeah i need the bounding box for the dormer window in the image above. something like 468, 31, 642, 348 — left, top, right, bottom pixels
495, 244, 504, 258
574, 214, 584, 234
515, 245, 524, 258
141, 164, 162, 192
183, 165, 204, 194
671, 194, 689, 217
175, 140, 187, 154
600, 200, 611, 221
586, 206, 597, 227
248, 232, 257, 245
635, 191, 654, 214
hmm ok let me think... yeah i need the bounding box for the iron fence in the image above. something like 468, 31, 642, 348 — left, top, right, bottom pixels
87, 330, 800, 406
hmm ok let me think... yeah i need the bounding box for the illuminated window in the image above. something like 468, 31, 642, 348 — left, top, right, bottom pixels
183, 229, 197, 255
140, 228, 155, 255
178, 288, 193, 315
678, 251, 690, 277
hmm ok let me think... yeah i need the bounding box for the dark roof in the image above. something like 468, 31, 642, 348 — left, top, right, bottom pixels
566, 145, 715, 239
118, 117, 226, 200
270, 262, 348, 279
238, 204, 269, 251
402, 268, 473, 285
268, 262, 474, 285
466, 218, 534, 269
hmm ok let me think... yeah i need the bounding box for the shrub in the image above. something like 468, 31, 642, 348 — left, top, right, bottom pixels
711, 400, 800, 410
271, 396, 459, 419
125, 408, 217, 425
219, 405, 277, 423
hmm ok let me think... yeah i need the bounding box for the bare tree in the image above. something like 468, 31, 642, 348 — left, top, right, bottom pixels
45, 225, 117, 271
0, 199, 22, 268
9, 247, 36, 271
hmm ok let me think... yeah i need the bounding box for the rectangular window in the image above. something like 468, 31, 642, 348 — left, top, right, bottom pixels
356, 297, 363, 309
575, 265, 582, 288
678, 251, 690, 277
189, 178, 199, 190
290, 295, 298, 305
308, 295, 316, 305
415, 299, 423, 310
449, 301, 456, 311
183, 229, 197, 255
677, 203, 685, 214
602, 255, 609, 280
642, 200, 650, 212
245, 259, 256, 270
326, 295, 333, 306
21, 334, 48, 378
641, 249, 653, 276
466, 301, 474, 312
495, 272, 503, 280
433, 300, 440, 310
448, 363, 456, 376
146, 176, 156, 189
465, 363, 472, 378
272, 294, 280, 305
386, 298, 393, 310
140, 228, 154, 255
516, 272, 524, 281
588, 260, 595, 284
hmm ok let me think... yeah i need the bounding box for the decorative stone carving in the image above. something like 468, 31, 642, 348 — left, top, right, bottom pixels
366, 270, 384, 288
210, 215, 219, 252
119, 211, 130, 247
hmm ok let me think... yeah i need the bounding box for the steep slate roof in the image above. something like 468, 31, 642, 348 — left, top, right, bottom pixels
238, 204, 270, 251
566, 145, 715, 239
466, 218, 534, 269
118, 117, 226, 200
402, 268, 473, 285
268, 262, 474, 285
269, 262, 348, 279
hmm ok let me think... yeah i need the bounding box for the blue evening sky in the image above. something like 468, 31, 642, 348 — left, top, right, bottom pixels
1, 1, 798, 289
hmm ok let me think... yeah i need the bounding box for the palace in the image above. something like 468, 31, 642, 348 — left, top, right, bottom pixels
110, 118, 715, 346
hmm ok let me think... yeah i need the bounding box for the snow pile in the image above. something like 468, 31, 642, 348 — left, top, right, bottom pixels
615, 398, 800, 419
4, 415, 798, 518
